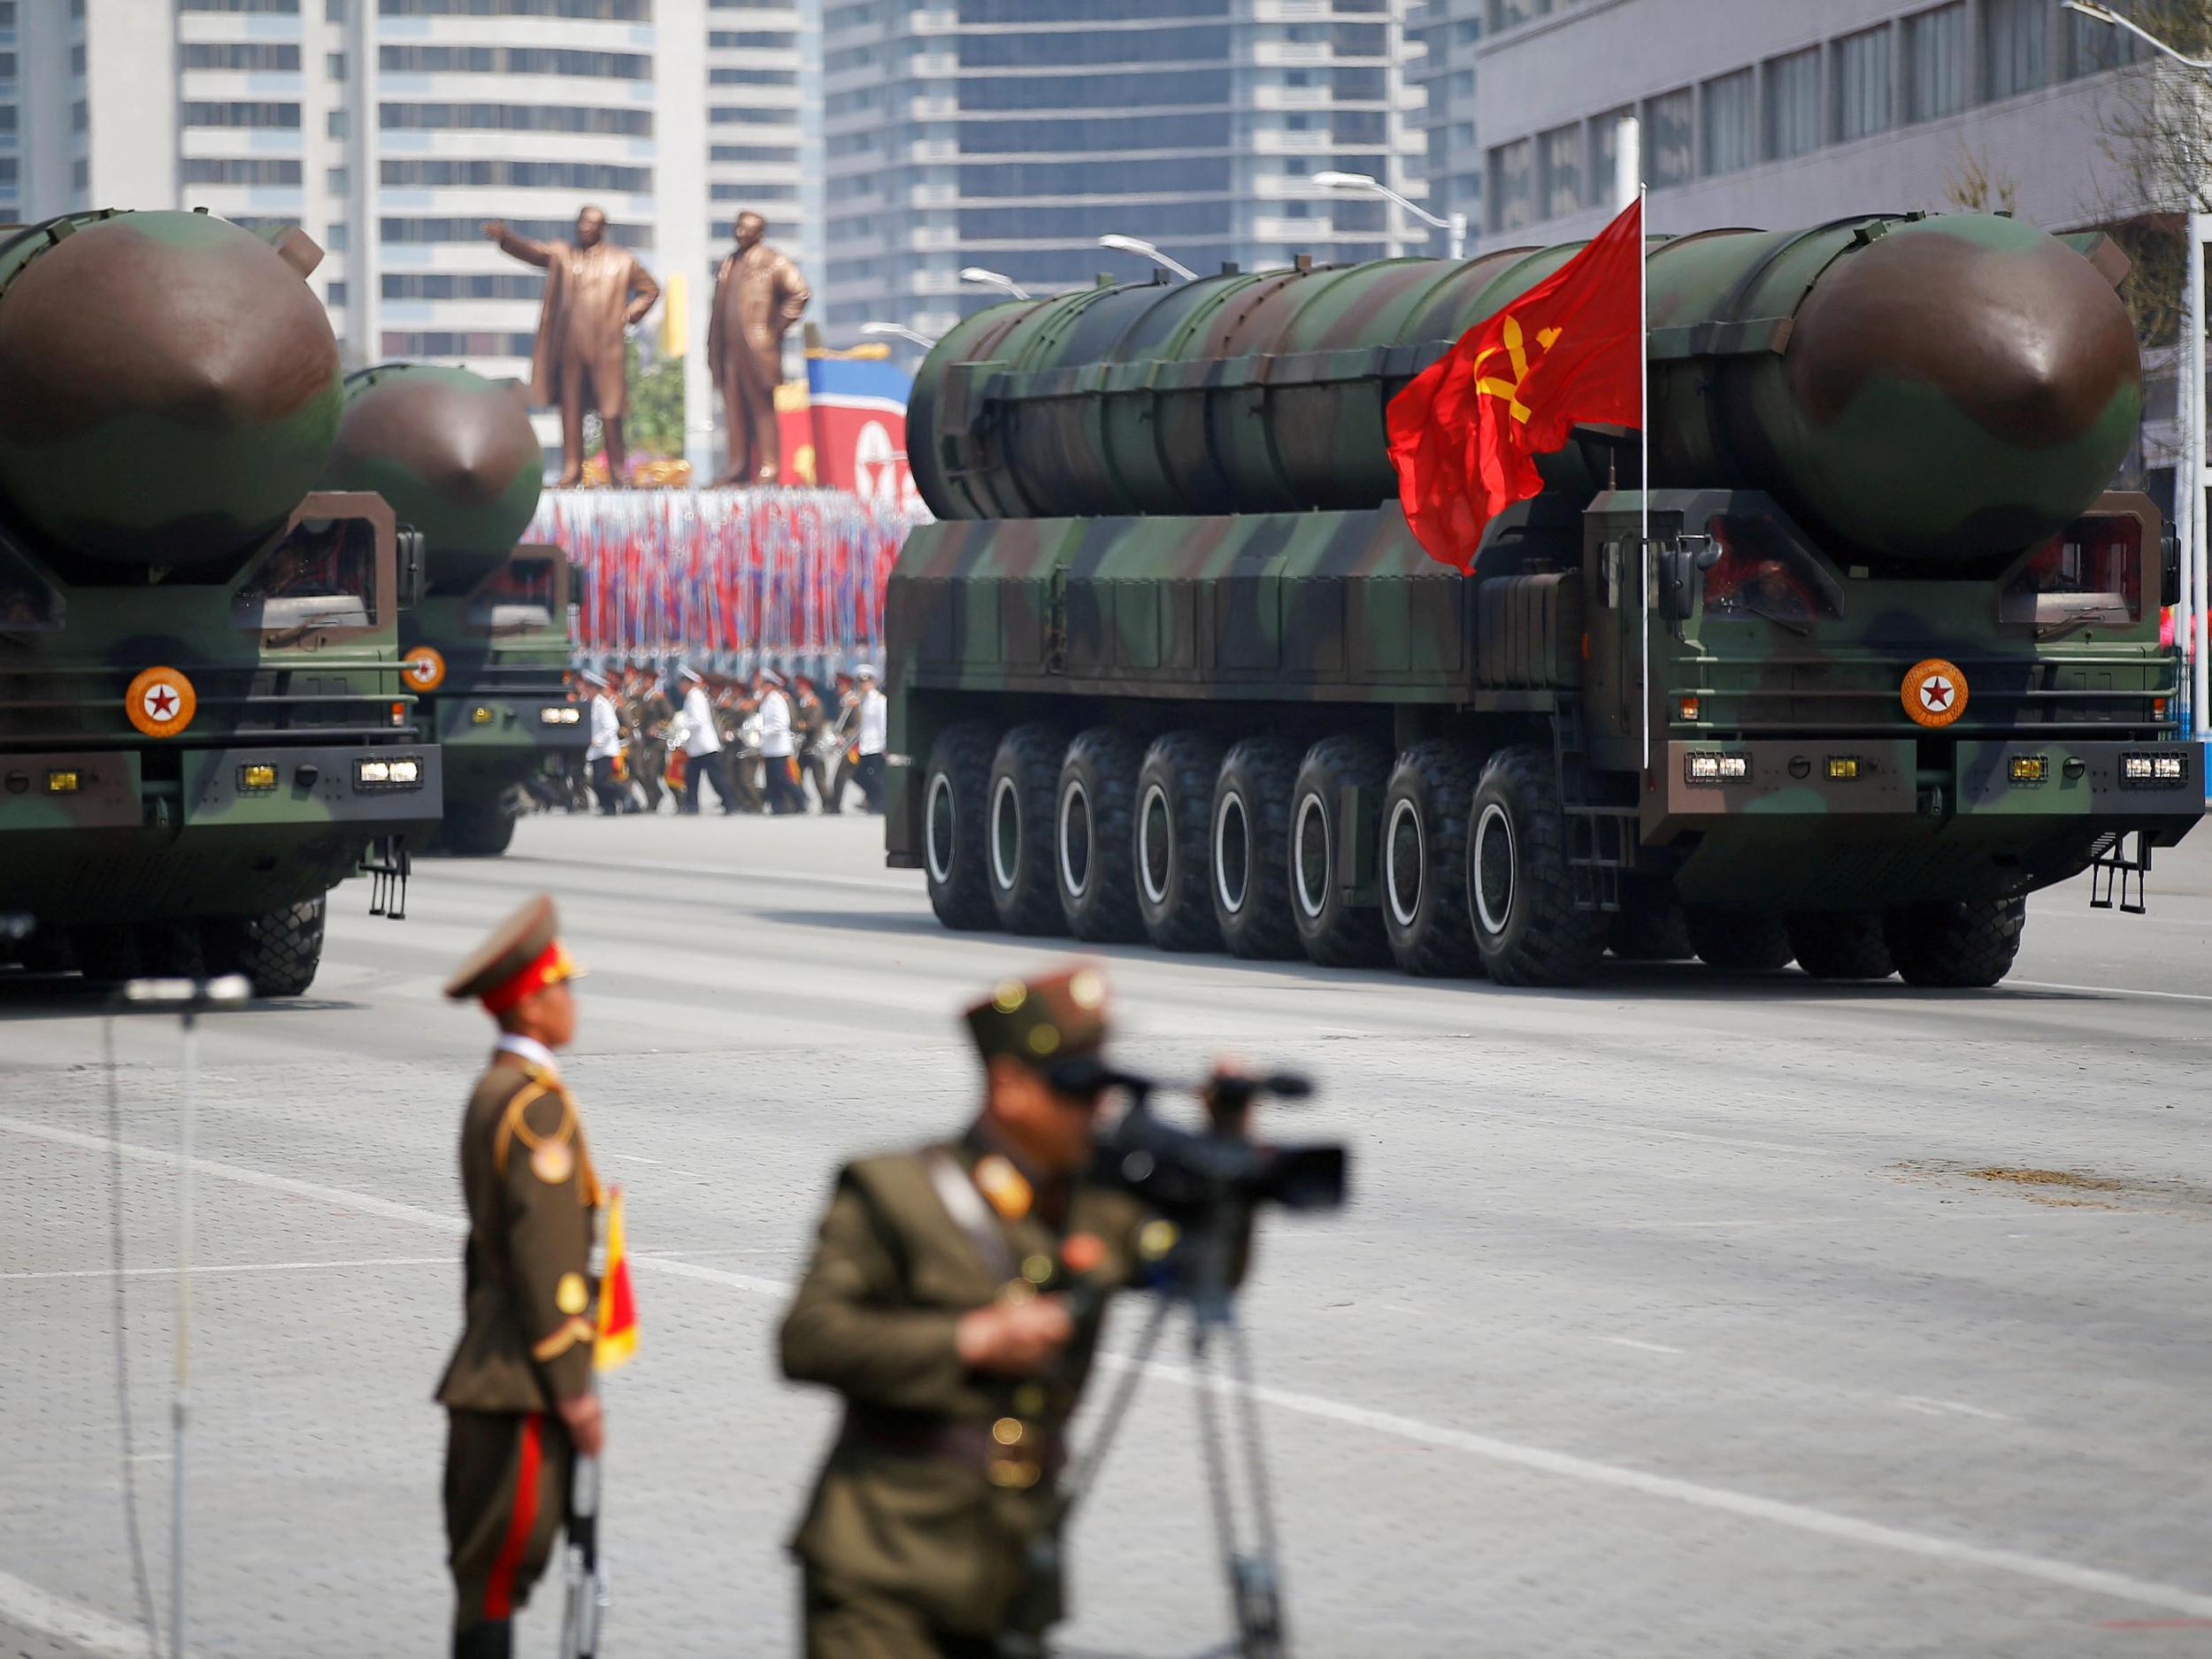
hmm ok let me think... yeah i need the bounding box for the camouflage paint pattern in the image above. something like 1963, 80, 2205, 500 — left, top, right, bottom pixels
323, 364, 545, 584
318, 361, 577, 824
0, 490, 444, 926
0, 210, 342, 566
913, 214, 2139, 566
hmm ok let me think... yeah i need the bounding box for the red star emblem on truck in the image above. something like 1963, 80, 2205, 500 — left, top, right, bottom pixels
125, 665, 197, 738
1901, 658, 1968, 729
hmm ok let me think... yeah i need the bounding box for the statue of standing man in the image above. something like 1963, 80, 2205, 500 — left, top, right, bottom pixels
707, 211, 811, 488
485, 206, 661, 488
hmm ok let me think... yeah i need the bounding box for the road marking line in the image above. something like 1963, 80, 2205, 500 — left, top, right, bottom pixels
9, 1112, 2209, 1622
1108, 1352, 2212, 1621
0, 1568, 160, 1658
3, 1256, 449, 1281
1597, 1336, 1684, 1355
1897, 1396, 2016, 1423
2008, 979, 2212, 1005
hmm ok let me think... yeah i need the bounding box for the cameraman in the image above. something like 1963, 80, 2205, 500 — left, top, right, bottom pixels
778, 964, 1247, 1659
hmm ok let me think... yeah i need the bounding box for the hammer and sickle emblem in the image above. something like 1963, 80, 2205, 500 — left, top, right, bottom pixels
1473, 314, 1565, 424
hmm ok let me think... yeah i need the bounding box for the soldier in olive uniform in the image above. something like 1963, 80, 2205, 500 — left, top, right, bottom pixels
438, 895, 606, 1659
780, 965, 1246, 1658
794, 673, 837, 814
631, 670, 674, 814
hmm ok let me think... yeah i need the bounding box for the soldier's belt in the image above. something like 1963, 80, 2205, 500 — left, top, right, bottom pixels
842, 1409, 1065, 1478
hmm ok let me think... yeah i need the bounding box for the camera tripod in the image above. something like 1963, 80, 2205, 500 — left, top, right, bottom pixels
1038, 1213, 1293, 1659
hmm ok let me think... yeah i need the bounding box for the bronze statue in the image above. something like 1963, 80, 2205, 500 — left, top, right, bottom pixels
706, 211, 810, 487
485, 206, 661, 488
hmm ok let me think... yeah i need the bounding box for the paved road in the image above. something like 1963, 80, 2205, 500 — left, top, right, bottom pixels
4, 814, 2208, 1658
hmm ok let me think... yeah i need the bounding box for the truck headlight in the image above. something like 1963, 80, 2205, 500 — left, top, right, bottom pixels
388, 757, 421, 785
1685, 751, 1751, 785
2121, 751, 2186, 786
357, 759, 390, 785
2008, 756, 2047, 785
541, 705, 580, 726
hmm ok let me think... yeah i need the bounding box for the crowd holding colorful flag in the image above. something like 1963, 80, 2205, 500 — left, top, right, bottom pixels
532, 488, 918, 667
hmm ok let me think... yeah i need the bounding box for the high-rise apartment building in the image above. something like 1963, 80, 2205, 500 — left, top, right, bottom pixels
818, 0, 1428, 357
1405, 0, 1478, 250
15, 0, 816, 474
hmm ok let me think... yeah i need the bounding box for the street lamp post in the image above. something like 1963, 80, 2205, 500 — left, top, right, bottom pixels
859, 320, 940, 351
959, 265, 1031, 301
1097, 234, 1199, 282
2064, 0, 2210, 742
1311, 169, 1467, 261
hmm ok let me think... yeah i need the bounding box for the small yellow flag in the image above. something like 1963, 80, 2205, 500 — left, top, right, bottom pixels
594, 1187, 639, 1372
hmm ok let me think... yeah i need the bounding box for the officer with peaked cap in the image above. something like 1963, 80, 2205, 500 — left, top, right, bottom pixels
437, 895, 607, 1659
780, 964, 1251, 1658
754, 664, 803, 814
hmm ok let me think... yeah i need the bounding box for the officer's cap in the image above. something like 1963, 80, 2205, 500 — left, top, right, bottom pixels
964, 964, 1111, 1077
443, 893, 586, 1014
758, 665, 787, 687
679, 664, 704, 685
856, 664, 879, 681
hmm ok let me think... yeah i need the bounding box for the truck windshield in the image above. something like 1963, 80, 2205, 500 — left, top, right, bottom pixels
0, 541, 63, 632
468, 552, 559, 636
232, 517, 379, 642
2000, 517, 2142, 629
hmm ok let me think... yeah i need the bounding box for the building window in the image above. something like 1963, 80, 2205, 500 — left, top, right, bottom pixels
1905, 3, 1967, 122
380, 103, 654, 136
1587, 105, 1632, 207
1644, 87, 1693, 188
326, 166, 348, 192
181, 157, 303, 184
380, 159, 652, 192
328, 53, 347, 81
1485, 0, 1549, 28
378, 0, 651, 16
378, 46, 652, 80
180, 42, 303, 71
183, 102, 303, 129
328, 109, 348, 138
1701, 68, 1755, 176
326, 280, 346, 307
1486, 136, 1532, 232
1833, 25, 1892, 142
1763, 47, 1820, 160
1537, 123, 1581, 219
2067, 9, 2142, 76
1984, 0, 2048, 99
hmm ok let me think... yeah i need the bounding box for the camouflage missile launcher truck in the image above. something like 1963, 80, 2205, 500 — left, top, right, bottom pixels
0, 208, 442, 995
321, 363, 579, 858
885, 211, 2203, 989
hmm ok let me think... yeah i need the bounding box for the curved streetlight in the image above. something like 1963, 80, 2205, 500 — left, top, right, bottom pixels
1311, 169, 1466, 261
2065, 0, 2212, 740
1098, 234, 1199, 282
959, 265, 1031, 300
859, 320, 939, 350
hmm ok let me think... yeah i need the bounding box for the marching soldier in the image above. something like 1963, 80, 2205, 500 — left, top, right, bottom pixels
631, 669, 674, 814
438, 895, 606, 1659
794, 672, 836, 814
779, 965, 1248, 1658
853, 664, 887, 815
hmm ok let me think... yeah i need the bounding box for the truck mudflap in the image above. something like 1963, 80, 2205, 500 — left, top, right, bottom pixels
0, 742, 444, 831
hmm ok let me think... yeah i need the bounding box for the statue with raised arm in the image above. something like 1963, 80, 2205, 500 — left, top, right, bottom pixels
706, 211, 811, 488
484, 206, 660, 488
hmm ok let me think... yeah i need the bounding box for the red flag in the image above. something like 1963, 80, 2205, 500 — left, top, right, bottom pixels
1387, 196, 1644, 572
594, 1186, 638, 1371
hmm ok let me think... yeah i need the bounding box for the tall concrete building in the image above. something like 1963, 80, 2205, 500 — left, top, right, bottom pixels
818, 0, 1429, 359
1474, 0, 2147, 248
1472, 0, 2169, 476
12, 0, 817, 475
1405, 0, 1479, 251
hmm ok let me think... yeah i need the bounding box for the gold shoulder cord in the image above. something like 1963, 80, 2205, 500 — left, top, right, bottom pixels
494, 1082, 574, 1174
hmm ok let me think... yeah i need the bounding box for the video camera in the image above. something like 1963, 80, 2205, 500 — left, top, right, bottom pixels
1046, 1057, 1348, 1224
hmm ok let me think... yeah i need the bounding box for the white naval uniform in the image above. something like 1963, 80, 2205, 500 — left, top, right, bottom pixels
680, 684, 722, 757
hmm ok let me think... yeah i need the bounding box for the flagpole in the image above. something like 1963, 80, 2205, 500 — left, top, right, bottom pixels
1615, 116, 1648, 771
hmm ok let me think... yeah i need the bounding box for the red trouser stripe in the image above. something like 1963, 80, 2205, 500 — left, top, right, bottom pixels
482, 1413, 543, 1621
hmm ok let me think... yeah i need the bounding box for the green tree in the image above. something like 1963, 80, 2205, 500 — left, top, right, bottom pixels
585, 338, 687, 462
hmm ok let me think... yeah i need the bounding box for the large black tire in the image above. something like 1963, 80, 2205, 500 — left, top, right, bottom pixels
1379, 741, 1483, 978
1885, 898, 2025, 988
1211, 737, 1302, 960
923, 722, 1000, 931
1134, 731, 1225, 952
1465, 745, 1606, 987
1786, 913, 1895, 980
1288, 736, 1390, 967
1609, 878, 1695, 962
987, 724, 1070, 935
1686, 905, 1796, 972
204, 898, 326, 998
442, 795, 518, 857
1056, 726, 1145, 942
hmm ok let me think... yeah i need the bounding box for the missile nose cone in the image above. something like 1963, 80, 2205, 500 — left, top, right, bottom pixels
1786, 218, 2140, 451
